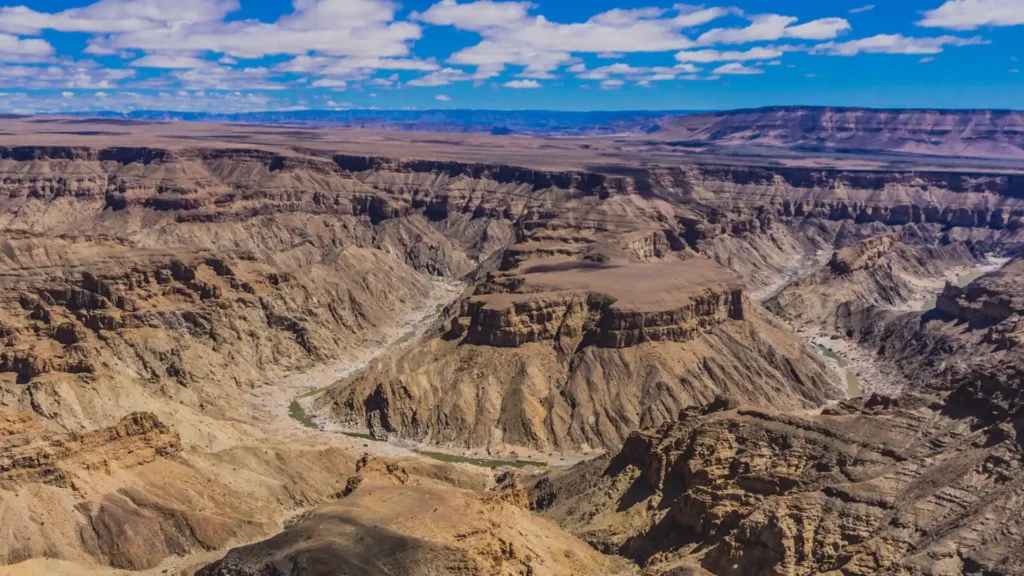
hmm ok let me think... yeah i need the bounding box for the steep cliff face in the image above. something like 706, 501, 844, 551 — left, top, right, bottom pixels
534, 257, 1024, 576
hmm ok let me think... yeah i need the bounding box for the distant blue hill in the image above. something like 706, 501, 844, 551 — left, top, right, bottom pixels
64, 109, 702, 136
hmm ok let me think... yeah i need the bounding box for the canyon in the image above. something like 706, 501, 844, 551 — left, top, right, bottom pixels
0, 113, 1023, 575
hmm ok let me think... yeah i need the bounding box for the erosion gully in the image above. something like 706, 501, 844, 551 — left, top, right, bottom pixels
763, 255, 1010, 400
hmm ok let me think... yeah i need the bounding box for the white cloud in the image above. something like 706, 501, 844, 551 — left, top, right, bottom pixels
698, 14, 851, 45
575, 62, 700, 82
599, 78, 624, 89
130, 53, 210, 68
712, 62, 764, 75
274, 55, 440, 88
407, 67, 473, 87
40, 0, 424, 61
0, 89, 297, 114
435, 94, 452, 101
0, 62, 135, 89
413, 0, 535, 30
310, 78, 348, 90
675, 46, 786, 63
0, 0, 238, 35
167, 65, 283, 90
849, 4, 875, 13
813, 33, 986, 55
918, 0, 1024, 30
420, 1, 734, 79
920, 56, 936, 63
503, 79, 540, 88
0, 32, 54, 62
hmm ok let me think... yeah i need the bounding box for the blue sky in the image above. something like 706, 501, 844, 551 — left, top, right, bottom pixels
0, 0, 1021, 113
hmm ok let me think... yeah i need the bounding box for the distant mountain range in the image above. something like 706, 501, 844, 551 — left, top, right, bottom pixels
652, 106, 1024, 160
67, 109, 697, 136
62, 106, 1024, 160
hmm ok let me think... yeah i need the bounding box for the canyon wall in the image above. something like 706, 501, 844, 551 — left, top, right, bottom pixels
2, 145, 1024, 569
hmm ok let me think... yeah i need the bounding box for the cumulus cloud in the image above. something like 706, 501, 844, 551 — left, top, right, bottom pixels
407, 67, 474, 87
0, 0, 1009, 100
0, 32, 54, 62
418, 1, 734, 79
168, 65, 283, 90
574, 62, 701, 83
675, 46, 786, 63
0, 62, 134, 89
0, 0, 237, 35
130, 53, 210, 68
274, 55, 438, 82
503, 79, 540, 88
435, 94, 452, 101
712, 62, 764, 74
310, 78, 348, 90
697, 14, 851, 45
11, 0, 424, 60
0, 89, 295, 114
813, 33, 986, 55
918, 0, 1024, 30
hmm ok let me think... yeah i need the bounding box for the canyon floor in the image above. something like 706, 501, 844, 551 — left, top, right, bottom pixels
2, 115, 1024, 575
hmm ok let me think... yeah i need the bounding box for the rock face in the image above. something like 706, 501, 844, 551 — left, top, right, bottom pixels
2, 140, 1024, 572
536, 391, 1024, 575
0, 411, 179, 490
766, 233, 987, 329
936, 256, 1024, 327
532, 257, 1024, 576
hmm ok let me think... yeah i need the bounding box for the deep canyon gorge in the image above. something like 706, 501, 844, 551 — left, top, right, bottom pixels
1, 112, 1023, 575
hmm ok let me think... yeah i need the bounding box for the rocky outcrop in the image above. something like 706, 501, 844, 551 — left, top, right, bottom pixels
533, 390, 1024, 576
829, 233, 897, 275
936, 256, 1024, 327
461, 288, 743, 350
0, 412, 179, 490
